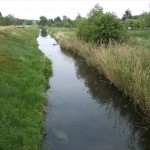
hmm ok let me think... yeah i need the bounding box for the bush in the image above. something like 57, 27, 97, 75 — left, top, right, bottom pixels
77, 5, 127, 46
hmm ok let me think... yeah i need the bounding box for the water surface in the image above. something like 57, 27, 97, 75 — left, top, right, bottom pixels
37, 34, 150, 150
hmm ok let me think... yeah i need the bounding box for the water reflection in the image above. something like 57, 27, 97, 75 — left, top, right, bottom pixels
61, 50, 150, 150
41, 28, 48, 37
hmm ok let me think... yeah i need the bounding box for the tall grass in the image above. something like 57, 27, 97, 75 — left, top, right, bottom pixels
53, 31, 150, 117
0, 27, 52, 150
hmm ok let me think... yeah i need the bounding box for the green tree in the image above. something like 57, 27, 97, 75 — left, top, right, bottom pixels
62, 15, 68, 21
5, 14, 16, 25
53, 16, 62, 27
39, 16, 47, 27
0, 17, 4, 25
26, 20, 33, 25
142, 12, 150, 28
54, 16, 61, 22
77, 5, 127, 46
62, 16, 74, 27
88, 4, 103, 18
0, 12, 2, 17
74, 13, 83, 27
122, 9, 132, 20
47, 19, 54, 26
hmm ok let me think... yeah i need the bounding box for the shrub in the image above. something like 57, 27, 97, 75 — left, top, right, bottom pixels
77, 5, 127, 46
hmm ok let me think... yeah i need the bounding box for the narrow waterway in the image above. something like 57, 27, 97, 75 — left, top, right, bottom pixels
37, 33, 150, 150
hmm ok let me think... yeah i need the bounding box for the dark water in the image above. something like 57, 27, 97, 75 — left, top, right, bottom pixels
37, 34, 150, 150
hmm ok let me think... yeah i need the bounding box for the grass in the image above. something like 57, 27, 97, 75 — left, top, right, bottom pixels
48, 27, 150, 118
48, 27, 76, 38
0, 26, 52, 150
128, 30, 150, 49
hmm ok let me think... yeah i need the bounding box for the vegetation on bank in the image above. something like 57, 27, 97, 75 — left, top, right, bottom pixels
0, 26, 51, 150
48, 5, 150, 117
76, 4, 127, 46
0, 12, 34, 26
48, 26, 150, 118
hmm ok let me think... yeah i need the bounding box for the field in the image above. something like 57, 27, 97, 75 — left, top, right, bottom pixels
0, 26, 51, 150
49, 27, 150, 118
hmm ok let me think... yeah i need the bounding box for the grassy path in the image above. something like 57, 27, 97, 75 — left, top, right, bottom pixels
0, 26, 51, 149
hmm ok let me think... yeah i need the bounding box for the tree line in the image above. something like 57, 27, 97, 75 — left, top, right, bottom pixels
38, 6, 150, 31
0, 12, 34, 26
38, 4, 150, 46
38, 15, 75, 28
122, 9, 150, 30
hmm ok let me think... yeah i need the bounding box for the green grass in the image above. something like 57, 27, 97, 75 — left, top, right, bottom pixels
48, 27, 150, 118
48, 27, 76, 38
128, 30, 150, 49
0, 26, 52, 150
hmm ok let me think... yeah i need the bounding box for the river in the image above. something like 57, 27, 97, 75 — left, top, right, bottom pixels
37, 33, 150, 150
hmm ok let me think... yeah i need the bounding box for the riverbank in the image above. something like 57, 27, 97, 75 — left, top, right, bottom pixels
49, 28, 150, 119
0, 26, 52, 149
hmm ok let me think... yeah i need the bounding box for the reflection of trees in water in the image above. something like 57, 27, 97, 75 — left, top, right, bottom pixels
61, 49, 150, 150
41, 28, 48, 37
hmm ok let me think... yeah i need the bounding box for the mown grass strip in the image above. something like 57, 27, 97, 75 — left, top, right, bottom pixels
0, 26, 52, 150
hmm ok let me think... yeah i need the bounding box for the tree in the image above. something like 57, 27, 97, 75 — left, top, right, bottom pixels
88, 4, 103, 18
0, 17, 4, 25
53, 16, 62, 27
47, 19, 54, 26
77, 5, 127, 46
5, 14, 16, 25
39, 16, 47, 27
62, 15, 68, 21
26, 20, 33, 25
0, 12, 2, 17
17, 18, 25, 25
54, 16, 61, 22
142, 12, 150, 28
122, 9, 132, 20
74, 13, 83, 27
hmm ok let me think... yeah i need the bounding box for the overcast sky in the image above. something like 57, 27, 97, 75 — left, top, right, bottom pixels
0, 0, 150, 20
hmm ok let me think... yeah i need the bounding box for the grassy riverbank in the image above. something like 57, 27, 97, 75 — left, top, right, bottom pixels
49, 27, 150, 117
0, 26, 51, 149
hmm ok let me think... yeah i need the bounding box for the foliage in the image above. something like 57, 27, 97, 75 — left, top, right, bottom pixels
141, 12, 150, 28
41, 28, 48, 37
77, 4, 127, 46
26, 20, 33, 25
39, 16, 47, 27
0, 12, 34, 26
87, 3, 103, 18
54, 16, 61, 22
5, 14, 16, 25
47, 19, 54, 26
122, 9, 132, 20
0, 16, 5, 25
123, 11, 150, 30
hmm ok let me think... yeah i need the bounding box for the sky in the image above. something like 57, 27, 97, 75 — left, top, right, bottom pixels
0, 0, 150, 20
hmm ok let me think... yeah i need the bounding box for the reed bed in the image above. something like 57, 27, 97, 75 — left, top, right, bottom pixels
55, 33, 150, 117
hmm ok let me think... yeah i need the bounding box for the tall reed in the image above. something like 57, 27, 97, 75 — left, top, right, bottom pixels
56, 34, 150, 116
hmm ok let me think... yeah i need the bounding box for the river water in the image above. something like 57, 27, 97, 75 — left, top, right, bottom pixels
37, 34, 150, 150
